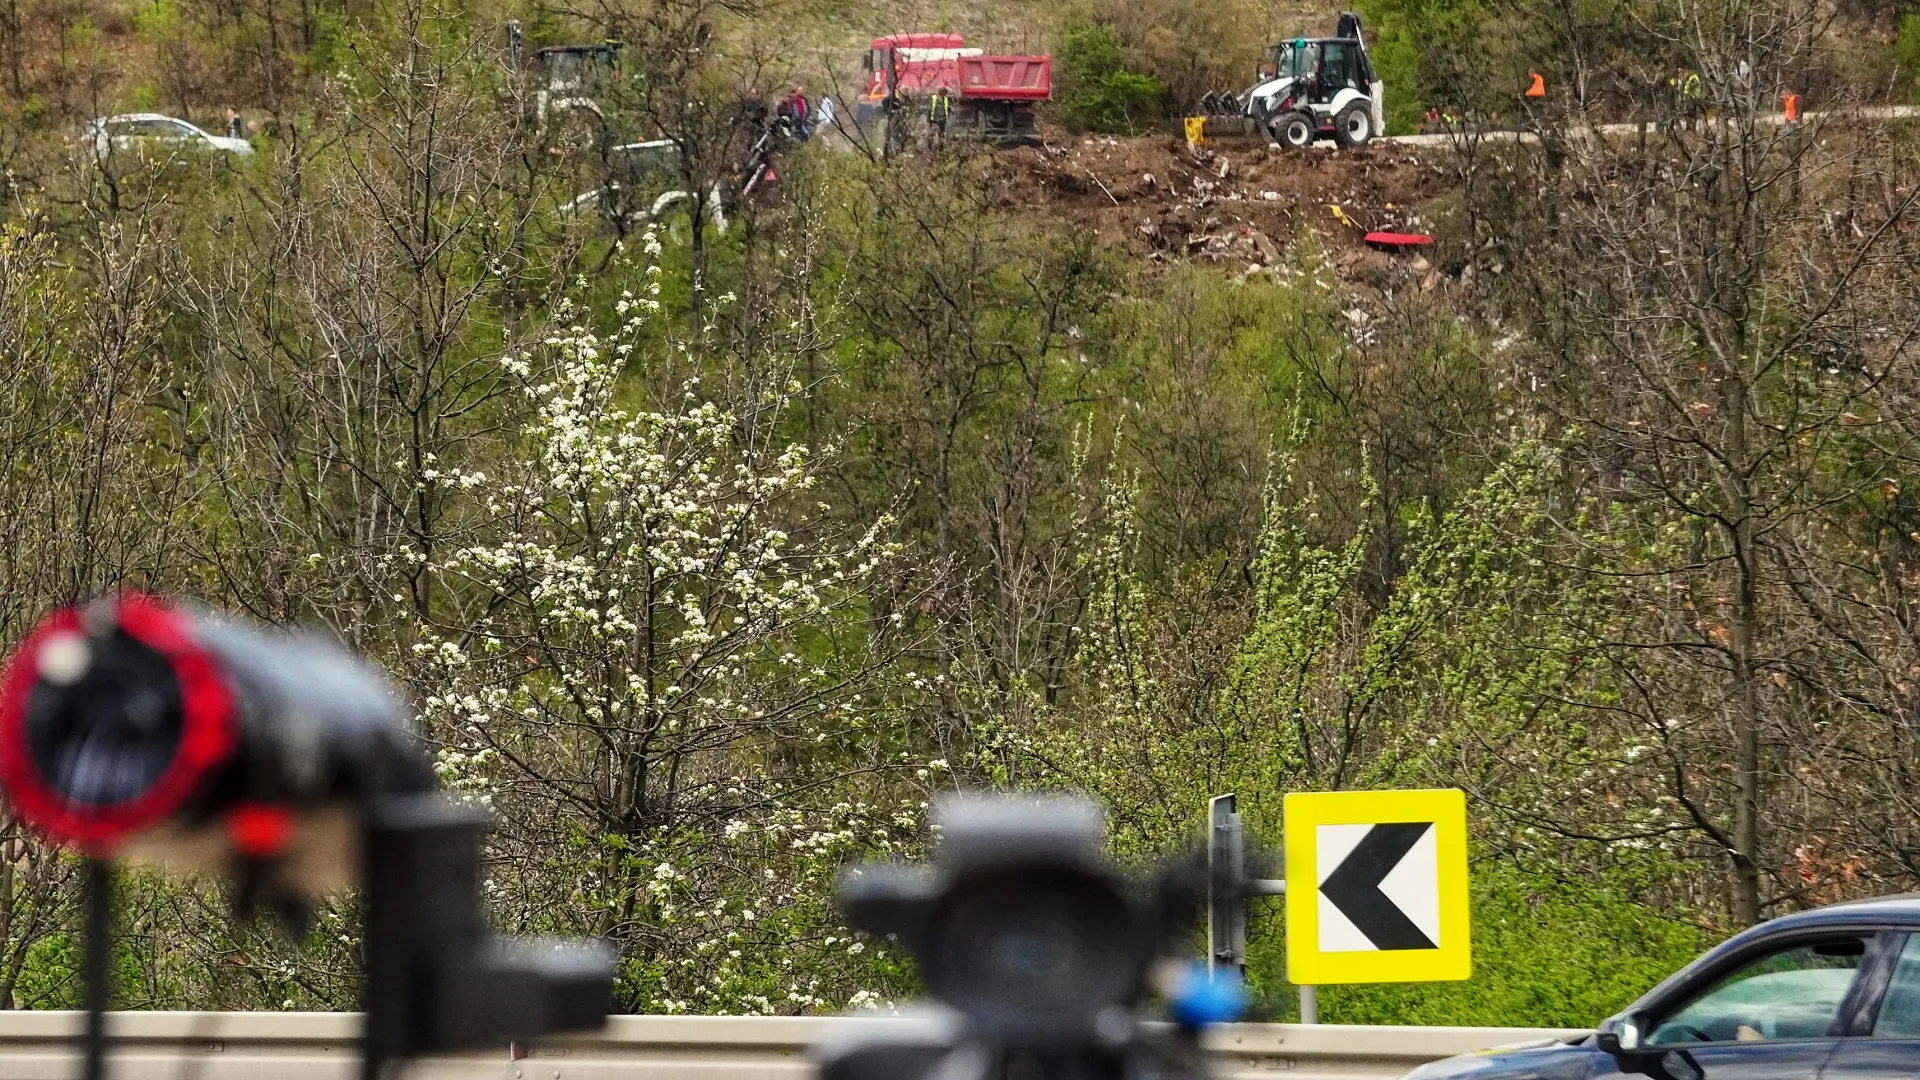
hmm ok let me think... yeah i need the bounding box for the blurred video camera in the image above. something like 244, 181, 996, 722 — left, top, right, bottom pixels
818, 794, 1244, 1080
0, 594, 612, 1080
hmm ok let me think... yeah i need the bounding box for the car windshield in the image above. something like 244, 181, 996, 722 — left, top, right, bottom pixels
541, 50, 610, 86
1276, 42, 1321, 80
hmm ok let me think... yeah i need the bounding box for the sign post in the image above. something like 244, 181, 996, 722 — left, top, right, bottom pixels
1207, 794, 1247, 973
1206, 794, 1307, 1019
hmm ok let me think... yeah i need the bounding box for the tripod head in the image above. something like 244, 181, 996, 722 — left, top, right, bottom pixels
818, 793, 1243, 1080
0, 594, 612, 1079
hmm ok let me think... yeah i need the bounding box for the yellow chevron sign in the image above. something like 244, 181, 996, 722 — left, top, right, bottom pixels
1284, 788, 1472, 984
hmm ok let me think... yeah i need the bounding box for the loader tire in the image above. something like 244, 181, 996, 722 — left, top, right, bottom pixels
1333, 101, 1374, 147
1274, 112, 1316, 149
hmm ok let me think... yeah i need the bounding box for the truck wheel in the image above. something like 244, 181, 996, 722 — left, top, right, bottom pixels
1274, 112, 1316, 149
1334, 101, 1374, 147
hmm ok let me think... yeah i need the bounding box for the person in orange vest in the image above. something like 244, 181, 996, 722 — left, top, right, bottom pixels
1783, 90, 1801, 123
1520, 70, 1546, 133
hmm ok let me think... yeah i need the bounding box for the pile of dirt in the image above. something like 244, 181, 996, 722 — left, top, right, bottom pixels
989, 134, 1454, 278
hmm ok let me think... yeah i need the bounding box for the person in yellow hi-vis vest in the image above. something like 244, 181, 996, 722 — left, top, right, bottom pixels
929, 86, 952, 146
1669, 67, 1703, 132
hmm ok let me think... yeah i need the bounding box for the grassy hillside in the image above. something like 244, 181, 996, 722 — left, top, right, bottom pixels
1, 0, 1919, 1026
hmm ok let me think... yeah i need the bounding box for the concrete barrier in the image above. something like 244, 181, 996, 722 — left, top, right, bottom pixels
0, 1013, 1587, 1080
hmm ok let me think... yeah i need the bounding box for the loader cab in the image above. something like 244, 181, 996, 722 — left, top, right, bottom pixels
537, 43, 621, 95
1262, 37, 1372, 104
533, 42, 622, 130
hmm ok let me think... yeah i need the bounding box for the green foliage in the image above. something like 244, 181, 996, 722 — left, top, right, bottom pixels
1272, 861, 1707, 1026
298, 8, 353, 77
1351, 0, 1518, 133
1897, 15, 1920, 102
14, 933, 82, 1009
14, 931, 148, 1010
1353, 6, 1430, 136
1022, 377, 1713, 1023
3, 0, 1917, 1020
1057, 24, 1168, 134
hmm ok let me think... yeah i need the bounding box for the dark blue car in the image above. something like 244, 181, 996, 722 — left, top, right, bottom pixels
1402, 895, 1920, 1080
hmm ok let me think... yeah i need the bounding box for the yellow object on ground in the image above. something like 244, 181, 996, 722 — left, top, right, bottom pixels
1185, 116, 1208, 147
1329, 204, 1357, 229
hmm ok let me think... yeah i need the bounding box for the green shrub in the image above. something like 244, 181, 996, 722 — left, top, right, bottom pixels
1244, 860, 1708, 1026
1897, 15, 1920, 103
1057, 24, 1168, 133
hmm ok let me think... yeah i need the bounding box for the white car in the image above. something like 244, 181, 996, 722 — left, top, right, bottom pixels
82, 113, 253, 159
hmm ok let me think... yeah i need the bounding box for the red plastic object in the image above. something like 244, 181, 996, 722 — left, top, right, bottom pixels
1364, 231, 1435, 251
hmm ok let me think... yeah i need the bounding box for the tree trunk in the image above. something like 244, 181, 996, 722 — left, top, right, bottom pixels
688, 201, 707, 327
1724, 368, 1764, 926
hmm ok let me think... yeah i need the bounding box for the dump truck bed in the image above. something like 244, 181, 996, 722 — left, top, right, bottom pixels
958, 55, 1051, 100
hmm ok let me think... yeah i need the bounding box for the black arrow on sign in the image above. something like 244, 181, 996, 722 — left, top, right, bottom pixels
1320, 822, 1437, 951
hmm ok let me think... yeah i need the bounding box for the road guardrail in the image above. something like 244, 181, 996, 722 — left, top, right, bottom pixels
0, 1012, 1586, 1080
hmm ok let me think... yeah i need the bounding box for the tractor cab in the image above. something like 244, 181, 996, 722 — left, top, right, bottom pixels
533, 42, 621, 127
1243, 12, 1383, 148
537, 44, 620, 95
1258, 37, 1373, 103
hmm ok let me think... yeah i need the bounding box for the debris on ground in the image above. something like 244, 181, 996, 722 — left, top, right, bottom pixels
988, 135, 1452, 278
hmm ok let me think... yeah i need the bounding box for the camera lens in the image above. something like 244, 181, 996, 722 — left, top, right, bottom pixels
984, 913, 1076, 982
924, 867, 1145, 1041
27, 628, 184, 807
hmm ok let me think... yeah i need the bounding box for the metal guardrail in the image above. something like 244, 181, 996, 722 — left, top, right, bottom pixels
0, 1012, 1587, 1080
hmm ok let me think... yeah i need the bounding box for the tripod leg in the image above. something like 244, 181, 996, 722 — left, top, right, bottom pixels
82, 858, 113, 1080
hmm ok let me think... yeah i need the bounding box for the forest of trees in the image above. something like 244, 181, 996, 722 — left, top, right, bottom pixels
1, 0, 1919, 1029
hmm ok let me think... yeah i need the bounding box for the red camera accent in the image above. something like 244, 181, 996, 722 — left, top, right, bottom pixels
226, 802, 295, 858
0, 595, 239, 852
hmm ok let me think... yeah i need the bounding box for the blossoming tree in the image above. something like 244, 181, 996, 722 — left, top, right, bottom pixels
413, 250, 932, 1012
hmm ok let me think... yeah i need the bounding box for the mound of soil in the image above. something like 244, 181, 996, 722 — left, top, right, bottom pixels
988, 134, 1454, 278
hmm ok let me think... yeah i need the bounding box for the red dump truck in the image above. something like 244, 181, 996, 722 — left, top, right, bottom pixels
859, 33, 1051, 145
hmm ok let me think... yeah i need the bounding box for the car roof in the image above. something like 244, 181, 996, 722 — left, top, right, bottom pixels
1763, 893, 1920, 929
98, 113, 188, 123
